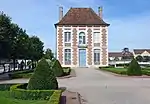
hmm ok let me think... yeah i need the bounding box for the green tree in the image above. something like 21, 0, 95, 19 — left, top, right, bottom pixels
127, 58, 142, 76
0, 12, 12, 59
44, 48, 54, 60
27, 58, 58, 90
28, 36, 44, 69
136, 55, 143, 62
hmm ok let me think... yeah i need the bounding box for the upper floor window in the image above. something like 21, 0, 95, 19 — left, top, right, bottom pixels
79, 32, 86, 45
93, 32, 100, 43
64, 32, 71, 42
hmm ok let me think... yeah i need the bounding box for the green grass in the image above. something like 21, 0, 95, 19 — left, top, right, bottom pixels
0, 91, 47, 104
100, 67, 150, 76
101, 68, 127, 75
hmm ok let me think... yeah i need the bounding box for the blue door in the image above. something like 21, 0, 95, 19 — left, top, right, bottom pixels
79, 49, 86, 67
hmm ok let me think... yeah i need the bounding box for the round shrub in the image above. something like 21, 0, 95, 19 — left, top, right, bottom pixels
51, 59, 64, 77
27, 58, 58, 90
127, 58, 142, 76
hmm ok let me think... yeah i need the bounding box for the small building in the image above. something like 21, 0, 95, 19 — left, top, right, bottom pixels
133, 49, 150, 57
108, 52, 133, 67
55, 7, 110, 67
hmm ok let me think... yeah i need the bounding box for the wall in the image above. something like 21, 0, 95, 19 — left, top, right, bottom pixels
56, 25, 108, 67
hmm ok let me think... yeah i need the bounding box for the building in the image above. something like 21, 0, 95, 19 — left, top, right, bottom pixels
109, 52, 133, 67
133, 49, 150, 57
55, 7, 110, 67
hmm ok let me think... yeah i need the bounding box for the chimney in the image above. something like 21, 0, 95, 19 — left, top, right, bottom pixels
59, 6, 63, 21
98, 6, 103, 19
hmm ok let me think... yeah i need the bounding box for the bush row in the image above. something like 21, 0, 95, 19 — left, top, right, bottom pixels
0, 84, 15, 91
47, 90, 62, 104
9, 69, 34, 79
10, 83, 55, 100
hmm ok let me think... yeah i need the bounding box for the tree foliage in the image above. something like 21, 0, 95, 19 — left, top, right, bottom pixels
136, 55, 143, 62
0, 11, 44, 69
44, 48, 54, 60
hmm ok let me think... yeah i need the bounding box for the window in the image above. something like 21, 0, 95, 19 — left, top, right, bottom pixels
94, 49, 100, 65
79, 32, 86, 45
64, 49, 71, 65
93, 32, 100, 43
64, 32, 71, 42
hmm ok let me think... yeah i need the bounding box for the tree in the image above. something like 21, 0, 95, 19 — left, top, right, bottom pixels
28, 36, 44, 69
136, 55, 143, 62
122, 48, 131, 67
127, 58, 142, 76
27, 58, 58, 90
0, 12, 12, 59
44, 48, 54, 60
143, 56, 150, 62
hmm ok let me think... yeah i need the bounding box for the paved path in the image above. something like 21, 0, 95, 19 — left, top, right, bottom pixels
1, 68, 150, 104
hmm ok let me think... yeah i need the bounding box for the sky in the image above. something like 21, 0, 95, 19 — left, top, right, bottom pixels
0, 0, 150, 53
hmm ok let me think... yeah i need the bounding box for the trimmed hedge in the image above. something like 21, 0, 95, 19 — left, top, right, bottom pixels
27, 58, 58, 90
127, 58, 142, 76
51, 60, 64, 77
0, 84, 15, 91
47, 90, 62, 104
9, 69, 34, 79
10, 84, 55, 100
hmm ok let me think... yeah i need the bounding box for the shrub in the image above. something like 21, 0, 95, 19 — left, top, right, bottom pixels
63, 68, 71, 75
47, 90, 62, 104
27, 58, 58, 90
127, 58, 142, 76
0, 84, 15, 91
51, 59, 64, 77
10, 84, 60, 100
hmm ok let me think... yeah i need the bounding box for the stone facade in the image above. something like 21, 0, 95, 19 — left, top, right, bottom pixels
72, 28, 77, 65
101, 28, 108, 65
56, 26, 108, 67
57, 28, 63, 64
87, 28, 92, 65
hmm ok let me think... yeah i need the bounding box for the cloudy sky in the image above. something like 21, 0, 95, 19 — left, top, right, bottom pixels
0, 0, 150, 52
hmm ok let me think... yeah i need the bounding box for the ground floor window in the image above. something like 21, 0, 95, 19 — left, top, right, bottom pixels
94, 49, 100, 65
64, 49, 71, 65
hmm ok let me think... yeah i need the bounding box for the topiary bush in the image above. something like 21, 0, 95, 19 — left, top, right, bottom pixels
51, 59, 64, 77
127, 58, 142, 76
27, 58, 58, 90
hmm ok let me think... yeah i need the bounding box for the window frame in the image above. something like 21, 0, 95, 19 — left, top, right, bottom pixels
79, 32, 86, 45
93, 32, 100, 43
94, 49, 100, 65
64, 32, 71, 43
64, 49, 71, 65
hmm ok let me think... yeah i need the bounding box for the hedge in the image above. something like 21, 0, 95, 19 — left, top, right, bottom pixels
0, 84, 15, 91
10, 83, 55, 100
47, 90, 62, 104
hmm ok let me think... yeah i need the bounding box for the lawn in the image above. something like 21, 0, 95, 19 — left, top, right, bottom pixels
0, 91, 47, 104
100, 67, 150, 76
